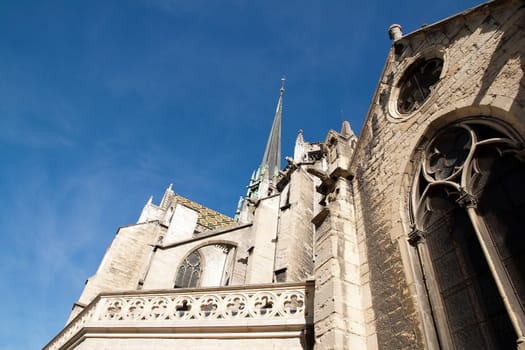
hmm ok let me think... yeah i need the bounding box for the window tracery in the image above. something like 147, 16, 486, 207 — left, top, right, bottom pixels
174, 251, 202, 288
397, 58, 443, 114
410, 119, 525, 349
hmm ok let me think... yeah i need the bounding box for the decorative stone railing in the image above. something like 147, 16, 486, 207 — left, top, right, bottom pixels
44, 281, 314, 350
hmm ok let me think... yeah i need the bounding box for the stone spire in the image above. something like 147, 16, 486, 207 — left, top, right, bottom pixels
259, 77, 284, 178
241, 78, 285, 207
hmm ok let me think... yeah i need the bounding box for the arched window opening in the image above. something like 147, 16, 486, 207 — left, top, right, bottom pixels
410, 120, 524, 349
397, 57, 443, 114
421, 188, 515, 348
174, 251, 202, 288
475, 151, 525, 311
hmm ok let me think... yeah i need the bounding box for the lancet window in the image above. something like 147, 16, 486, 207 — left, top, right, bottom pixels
409, 119, 525, 349
174, 251, 202, 288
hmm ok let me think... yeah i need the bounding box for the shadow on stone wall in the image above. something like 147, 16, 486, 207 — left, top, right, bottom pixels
473, 6, 525, 116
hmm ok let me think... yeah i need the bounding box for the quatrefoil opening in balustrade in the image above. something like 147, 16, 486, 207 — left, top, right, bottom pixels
148, 297, 170, 320
198, 296, 220, 318
174, 297, 194, 319
126, 299, 147, 320
225, 294, 248, 318
105, 300, 123, 320
252, 294, 275, 317
283, 294, 304, 315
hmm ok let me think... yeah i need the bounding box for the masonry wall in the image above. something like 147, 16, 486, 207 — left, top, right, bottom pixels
313, 178, 367, 349
245, 195, 280, 284
350, 1, 525, 348
275, 167, 316, 282
309, 127, 366, 350
74, 337, 305, 350
143, 224, 252, 289
69, 221, 164, 322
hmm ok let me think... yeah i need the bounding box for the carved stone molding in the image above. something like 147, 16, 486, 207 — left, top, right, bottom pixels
456, 189, 478, 209
408, 227, 426, 246
44, 283, 314, 350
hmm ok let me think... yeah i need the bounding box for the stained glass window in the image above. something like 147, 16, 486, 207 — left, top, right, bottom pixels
412, 120, 524, 348
398, 58, 443, 114
174, 251, 202, 288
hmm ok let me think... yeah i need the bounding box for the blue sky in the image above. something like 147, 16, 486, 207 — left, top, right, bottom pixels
1, 0, 484, 348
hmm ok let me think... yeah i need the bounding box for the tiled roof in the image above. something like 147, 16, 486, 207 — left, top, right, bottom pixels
173, 194, 235, 230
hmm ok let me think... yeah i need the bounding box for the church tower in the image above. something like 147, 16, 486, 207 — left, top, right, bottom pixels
236, 78, 285, 221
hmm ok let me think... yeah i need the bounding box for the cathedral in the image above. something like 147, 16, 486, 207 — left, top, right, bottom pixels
44, 0, 525, 349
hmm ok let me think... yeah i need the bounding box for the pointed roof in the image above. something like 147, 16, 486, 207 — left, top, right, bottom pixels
173, 194, 235, 230
341, 121, 355, 138
259, 78, 284, 178
160, 184, 235, 229
295, 129, 304, 144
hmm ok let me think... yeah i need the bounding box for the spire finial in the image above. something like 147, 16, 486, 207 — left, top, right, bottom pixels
280, 76, 286, 95
296, 129, 304, 144
341, 120, 354, 138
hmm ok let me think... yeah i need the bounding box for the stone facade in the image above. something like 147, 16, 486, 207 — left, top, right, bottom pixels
46, 1, 525, 349
350, 1, 525, 348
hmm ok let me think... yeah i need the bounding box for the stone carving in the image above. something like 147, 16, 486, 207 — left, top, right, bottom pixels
44, 284, 311, 350
97, 289, 305, 321
283, 293, 304, 315
224, 294, 248, 317
412, 120, 522, 235
397, 57, 443, 114
407, 227, 426, 246
424, 126, 471, 181
46, 306, 96, 350
251, 292, 275, 317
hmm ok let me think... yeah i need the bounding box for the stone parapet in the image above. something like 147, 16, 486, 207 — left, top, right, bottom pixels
44, 282, 314, 350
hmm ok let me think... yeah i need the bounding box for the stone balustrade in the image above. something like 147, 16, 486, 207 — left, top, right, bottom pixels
44, 282, 314, 350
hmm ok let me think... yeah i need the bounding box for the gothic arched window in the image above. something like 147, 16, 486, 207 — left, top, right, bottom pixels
410, 120, 525, 349
174, 251, 202, 288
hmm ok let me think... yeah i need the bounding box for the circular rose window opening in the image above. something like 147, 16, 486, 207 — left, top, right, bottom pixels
397, 57, 443, 114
